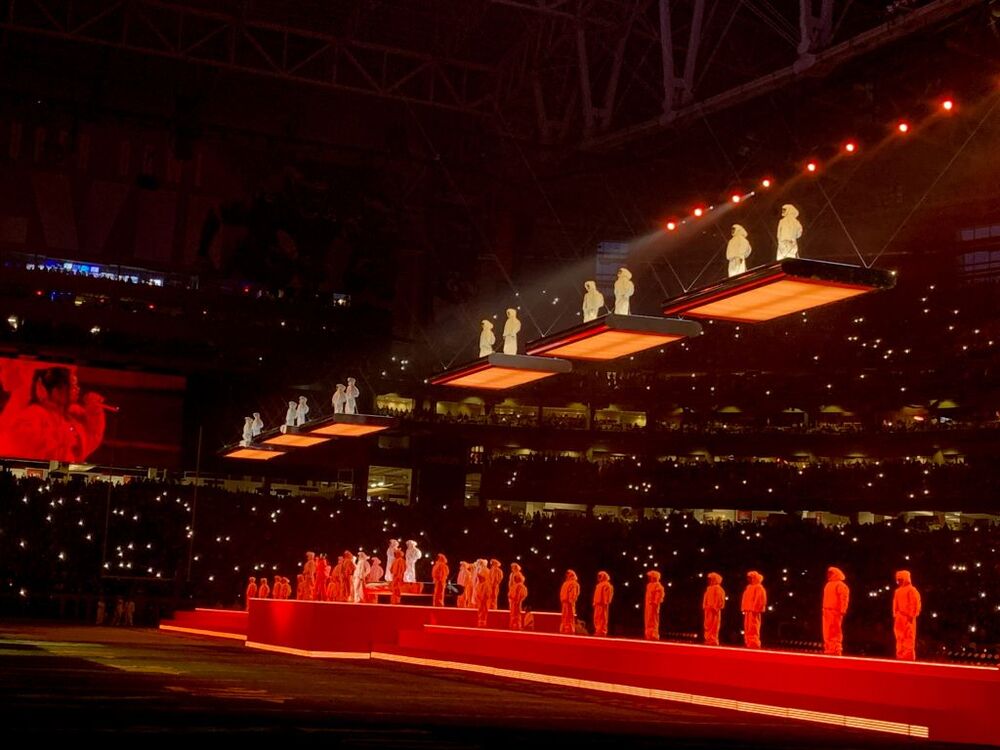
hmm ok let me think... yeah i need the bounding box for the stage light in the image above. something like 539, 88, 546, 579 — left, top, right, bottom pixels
221, 446, 286, 460
430, 353, 571, 390
527, 314, 701, 361
760, 178, 772, 188
941, 99, 954, 112
693, 207, 704, 217
305, 414, 397, 437
666, 221, 677, 231
806, 162, 817, 173
897, 121, 909, 133
662, 259, 896, 323
730, 194, 741, 204
844, 142, 857, 153
261, 433, 331, 447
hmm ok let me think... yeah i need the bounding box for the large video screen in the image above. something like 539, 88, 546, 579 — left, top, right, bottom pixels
0, 357, 185, 467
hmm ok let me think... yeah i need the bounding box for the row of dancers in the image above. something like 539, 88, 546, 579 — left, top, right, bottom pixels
244, 549, 923, 661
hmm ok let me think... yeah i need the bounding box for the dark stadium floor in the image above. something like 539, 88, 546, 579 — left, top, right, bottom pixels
0, 622, 955, 747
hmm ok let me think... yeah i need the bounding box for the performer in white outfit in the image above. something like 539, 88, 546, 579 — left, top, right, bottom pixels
345, 378, 359, 415
726, 224, 752, 277
502, 309, 521, 355
404, 539, 423, 583
384, 539, 400, 581
614, 267, 634, 315
240, 417, 254, 446
352, 552, 371, 602
479, 320, 495, 357
582, 281, 604, 322
332, 384, 347, 414
776, 204, 803, 260
295, 396, 309, 426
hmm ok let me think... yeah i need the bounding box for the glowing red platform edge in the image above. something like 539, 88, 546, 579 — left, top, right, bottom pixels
160, 602, 997, 745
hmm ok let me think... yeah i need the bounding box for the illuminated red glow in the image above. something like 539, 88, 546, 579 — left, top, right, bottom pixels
897, 122, 909, 133
666, 221, 677, 231
844, 142, 857, 153
730, 194, 741, 204
806, 162, 817, 173
941, 99, 954, 112
760, 178, 772, 188
693, 207, 704, 217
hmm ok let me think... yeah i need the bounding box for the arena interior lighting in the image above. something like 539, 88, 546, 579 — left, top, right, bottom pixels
526, 314, 702, 361
221, 446, 286, 460
430, 353, 571, 390
661, 259, 896, 323
304, 414, 397, 437
261, 432, 331, 447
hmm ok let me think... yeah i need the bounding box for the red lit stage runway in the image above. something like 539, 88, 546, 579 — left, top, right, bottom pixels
162, 602, 998, 745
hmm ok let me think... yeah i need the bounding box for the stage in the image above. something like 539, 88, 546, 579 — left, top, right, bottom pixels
161, 601, 998, 745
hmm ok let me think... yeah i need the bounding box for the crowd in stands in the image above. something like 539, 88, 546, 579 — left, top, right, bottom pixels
481, 455, 1000, 511
1, 472, 997, 662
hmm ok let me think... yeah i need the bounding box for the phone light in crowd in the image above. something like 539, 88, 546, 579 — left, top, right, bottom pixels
897, 121, 910, 134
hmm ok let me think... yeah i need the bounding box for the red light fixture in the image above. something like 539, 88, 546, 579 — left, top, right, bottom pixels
844, 142, 857, 154
430, 353, 572, 390
666, 221, 677, 231
941, 99, 954, 112
897, 122, 909, 134
760, 178, 772, 188
527, 314, 702, 362
806, 162, 817, 173
662, 259, 896, 323
730, 194, 741, 204
304, 414, 398, 437
693, 207, 704, 218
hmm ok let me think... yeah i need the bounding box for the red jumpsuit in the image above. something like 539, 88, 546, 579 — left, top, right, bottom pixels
508, 564, 527, 630
487, 559, 504, 610
644, 571, 665, 640
389, 551, 406, 604
456, 562, 471, 608
295, 574, 305, 600
329, 562, 343, 602
432, 554, 450, 607
559, 571, 580, 634
741, 571, 767, 649
822, 567, 850, 655
340, 553, 356, 602
258, 579, 270, 599
892, 570, 922, 661
702, 572, 725, 646
245, 577, 257, 610
592, 572, 614, 637
315, 556, 329, 601
476, 573, 492, 627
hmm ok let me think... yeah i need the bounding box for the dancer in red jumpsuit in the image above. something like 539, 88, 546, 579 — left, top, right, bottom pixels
258, 577, 270, 599
389, 549, 406, 605
559, 570, 580, 634
315, 554, 328, 601
702, 572, 725, 646
432, 553, 449, 607
741, 571, 767, 649
592, 571, 614, 637
644, 570, 665, 640
893, 570, 922, 661
340, 551, 356, 602
476, 571, 492, 627
245, 577, 257, 609
822, 566, 850, 655
487, 559, 504, 610
508, 563, 527, 630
